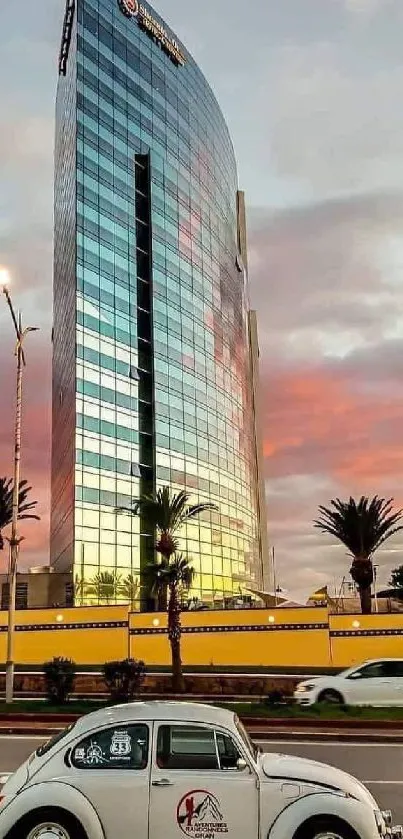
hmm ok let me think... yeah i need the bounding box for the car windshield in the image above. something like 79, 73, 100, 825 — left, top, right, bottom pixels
234, 715, 258, 761
339, 663, 382, 679
36, 723, 76, 757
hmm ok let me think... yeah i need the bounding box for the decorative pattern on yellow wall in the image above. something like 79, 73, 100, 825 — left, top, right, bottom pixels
130, 622, 328, 636
0, 621, 128, 633
331, 629, 403, 637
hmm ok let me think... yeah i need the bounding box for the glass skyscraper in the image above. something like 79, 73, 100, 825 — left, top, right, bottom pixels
51, 0, 268, 606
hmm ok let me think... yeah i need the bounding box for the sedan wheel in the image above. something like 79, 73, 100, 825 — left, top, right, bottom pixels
317, 689, 344, 705
26, 824, 71, 839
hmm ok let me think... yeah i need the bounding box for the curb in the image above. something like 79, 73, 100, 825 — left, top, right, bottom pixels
1, 713, 403, 729
2, 715, 403, 744
0, 727, 61, 737
244, 716, 403, 730
0, 714, 80, 723
247, 729, 403, 743
2, 725, 403, 743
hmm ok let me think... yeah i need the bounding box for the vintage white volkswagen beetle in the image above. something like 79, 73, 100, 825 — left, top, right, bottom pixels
0, 701, 400, 839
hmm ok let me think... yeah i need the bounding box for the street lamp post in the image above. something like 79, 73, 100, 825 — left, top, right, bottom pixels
373, 564, 379, 614
1, 272, 38, 704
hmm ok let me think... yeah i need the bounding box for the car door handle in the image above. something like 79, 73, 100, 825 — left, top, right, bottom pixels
152, 779, 173, 787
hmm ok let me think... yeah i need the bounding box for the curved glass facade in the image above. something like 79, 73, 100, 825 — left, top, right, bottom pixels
51, 0, 264, 606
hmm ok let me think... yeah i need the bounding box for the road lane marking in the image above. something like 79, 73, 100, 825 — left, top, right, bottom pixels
0, 735, 45, 739
257, 740, 403, 748
364, 781, 403, 785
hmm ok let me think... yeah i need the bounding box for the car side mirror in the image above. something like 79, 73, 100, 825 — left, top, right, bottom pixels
237, 758, 248, 771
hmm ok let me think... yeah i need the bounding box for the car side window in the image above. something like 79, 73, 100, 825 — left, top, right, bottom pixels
351, 663, 384, 679
383, 661, 403, 677
215, 731, 242, 770
71, 724, 149, 770
157, 725, 219, 770
156, 726, 243, 771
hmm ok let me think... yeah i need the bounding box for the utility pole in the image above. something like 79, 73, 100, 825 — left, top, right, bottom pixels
1, 272, 38, 703
272, 547, 278, 606
373, 564, 379, 614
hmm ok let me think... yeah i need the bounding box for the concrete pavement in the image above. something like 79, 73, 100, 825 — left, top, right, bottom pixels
0, 736, 402, 825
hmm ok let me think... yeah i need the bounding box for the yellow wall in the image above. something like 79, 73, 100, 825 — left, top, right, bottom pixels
2, 606, 403, 670
129, 608, 331, 668
0, 606, 129, 665
329, 613, 403, 668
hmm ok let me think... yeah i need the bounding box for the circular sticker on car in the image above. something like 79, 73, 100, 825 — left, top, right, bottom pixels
177, 790, 228, 838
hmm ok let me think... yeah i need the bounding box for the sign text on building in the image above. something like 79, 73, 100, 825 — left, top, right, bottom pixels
118, 0, 186, 66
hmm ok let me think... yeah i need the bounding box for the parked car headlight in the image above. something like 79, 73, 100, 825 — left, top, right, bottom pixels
297, 684, 315, 692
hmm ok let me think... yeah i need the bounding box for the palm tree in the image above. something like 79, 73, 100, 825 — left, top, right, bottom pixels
74, 574, 87, 606
154, 553, 195, 693
314, 496, 403, 614
117, 486, 217, 689
0, 477, 40, 550
120, 573, 140, 610
117, 486, 216, 605
87, 570, 121, 605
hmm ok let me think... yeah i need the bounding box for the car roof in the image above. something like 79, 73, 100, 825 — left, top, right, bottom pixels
74, 701, 236, 735
359, 658, 403, 664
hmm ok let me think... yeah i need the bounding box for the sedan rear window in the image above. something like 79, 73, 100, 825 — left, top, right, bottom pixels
71, 724, 149, 770
36, 723, 76, 757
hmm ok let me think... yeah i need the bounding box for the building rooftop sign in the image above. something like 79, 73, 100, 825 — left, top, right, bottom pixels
118, 0, 186, 66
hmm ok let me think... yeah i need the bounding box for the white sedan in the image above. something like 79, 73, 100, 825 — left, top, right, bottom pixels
0, 700, 401, 839
294, 658, 403, 706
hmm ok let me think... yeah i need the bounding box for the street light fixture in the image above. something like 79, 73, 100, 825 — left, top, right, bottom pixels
1, 272, 38, 704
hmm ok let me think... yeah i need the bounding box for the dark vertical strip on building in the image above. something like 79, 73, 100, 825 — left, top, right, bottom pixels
135, 153, 156, 610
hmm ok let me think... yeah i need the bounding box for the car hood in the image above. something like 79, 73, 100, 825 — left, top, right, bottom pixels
261, 753, 377, 808
297, 677, 333, 688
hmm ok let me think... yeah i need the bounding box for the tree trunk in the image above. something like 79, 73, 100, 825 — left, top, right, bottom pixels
168, 583, 185, 693
359, 585, 372, 614
170, 637, 185, 694
350, 556, 374, 615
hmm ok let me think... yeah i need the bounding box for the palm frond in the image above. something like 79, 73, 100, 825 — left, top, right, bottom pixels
120, 574, 140, 603
0, 477, 40, 547
86, 570, 122, 603
115, 486, 218, 561
17, 513, 40, 521
314, 495, 403, 559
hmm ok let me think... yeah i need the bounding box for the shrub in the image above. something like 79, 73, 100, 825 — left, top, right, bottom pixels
103, 658, 146, 703
265, 689, 285, 707
43, 657, 76, 705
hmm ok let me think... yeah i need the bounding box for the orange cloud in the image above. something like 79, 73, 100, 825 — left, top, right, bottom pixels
262, 360, 403, 498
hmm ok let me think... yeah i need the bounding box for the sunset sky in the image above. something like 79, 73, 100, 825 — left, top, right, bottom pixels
1, 0, 403, 597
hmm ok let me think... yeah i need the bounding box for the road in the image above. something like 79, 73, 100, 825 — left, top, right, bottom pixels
1, 736, 402, 824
